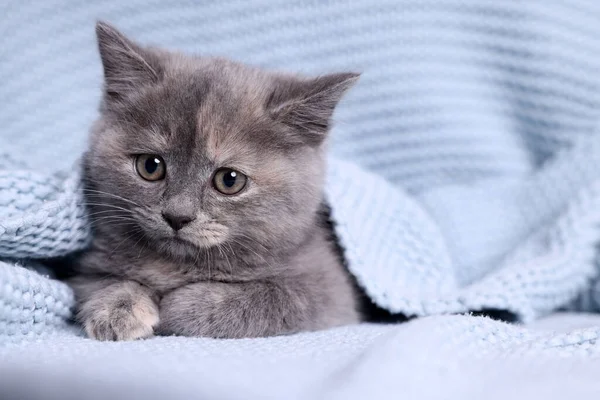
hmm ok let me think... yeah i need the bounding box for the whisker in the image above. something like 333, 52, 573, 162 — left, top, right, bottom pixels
108, 228, 143, 259
222, 243, 235, 276
230, 238, 277, 274
235, 232, 275, 253
84, 219, 139, 227
191, 245, 202, 274
87, 215, 138, 224
84, 222, 139, 232
208, 246, 213, 281
84, 215, 139, 227
85, 210, 133, 218
215, 244, 230, 277
135, 233, 148, 259
215, 244, 224, 259
83, 202, 135, 214
82, 189, 144, 208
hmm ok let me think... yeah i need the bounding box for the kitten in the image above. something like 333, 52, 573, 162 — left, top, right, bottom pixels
70, 21, 361, 340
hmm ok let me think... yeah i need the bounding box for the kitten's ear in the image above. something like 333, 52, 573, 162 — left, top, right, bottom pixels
95, 21, 162, 99
268, 72, 360, 146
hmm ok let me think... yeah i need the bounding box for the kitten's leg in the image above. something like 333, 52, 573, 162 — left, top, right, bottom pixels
157, 280, 319, 338
70, 277, 159, 341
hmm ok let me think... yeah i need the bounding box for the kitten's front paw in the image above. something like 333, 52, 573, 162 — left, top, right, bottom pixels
82, 292, 159, 341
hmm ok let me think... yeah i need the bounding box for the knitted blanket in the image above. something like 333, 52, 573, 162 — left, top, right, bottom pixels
2, 0, 600, 398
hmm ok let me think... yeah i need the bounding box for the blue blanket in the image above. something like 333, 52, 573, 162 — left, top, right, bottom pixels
2, 0, 600, 398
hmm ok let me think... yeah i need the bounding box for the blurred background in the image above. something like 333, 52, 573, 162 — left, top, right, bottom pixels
3, 0, 599, 190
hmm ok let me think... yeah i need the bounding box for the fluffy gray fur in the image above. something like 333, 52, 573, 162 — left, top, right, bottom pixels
70, 21, 361, 340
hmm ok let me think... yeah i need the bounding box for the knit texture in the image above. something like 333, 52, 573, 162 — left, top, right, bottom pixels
2, 0, 600, 397
3, 315, 600, 399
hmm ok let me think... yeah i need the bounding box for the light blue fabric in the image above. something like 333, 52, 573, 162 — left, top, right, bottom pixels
3, 314, 600, 399
2, 0, 600, 398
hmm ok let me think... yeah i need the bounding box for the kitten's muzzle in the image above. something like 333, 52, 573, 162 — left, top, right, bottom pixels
161, 212, 196, 231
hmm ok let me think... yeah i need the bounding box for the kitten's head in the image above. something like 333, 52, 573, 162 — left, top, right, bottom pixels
85, 21, 358, 260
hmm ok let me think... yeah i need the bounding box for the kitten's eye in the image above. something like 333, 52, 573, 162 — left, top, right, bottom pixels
213, 168, 247, 195
135, 154, 166, 181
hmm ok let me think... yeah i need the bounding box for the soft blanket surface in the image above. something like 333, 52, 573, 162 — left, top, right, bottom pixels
3, 314, 600, 400
2, 0, 600, 398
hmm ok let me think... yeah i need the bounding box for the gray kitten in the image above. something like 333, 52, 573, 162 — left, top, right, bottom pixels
70, 22, 361, 340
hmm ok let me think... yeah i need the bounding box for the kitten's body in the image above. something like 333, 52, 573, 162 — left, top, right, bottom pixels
71, 22, 360, 340
73, 203, 357, 339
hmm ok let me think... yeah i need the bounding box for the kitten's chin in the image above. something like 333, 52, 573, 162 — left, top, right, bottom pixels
156, 237, 199, 260
156, 236, 224, 260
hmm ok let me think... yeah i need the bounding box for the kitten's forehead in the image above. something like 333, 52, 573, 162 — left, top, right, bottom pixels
124, 57, 276, 161
195, 85, 271, 163
191, 67, 277, 166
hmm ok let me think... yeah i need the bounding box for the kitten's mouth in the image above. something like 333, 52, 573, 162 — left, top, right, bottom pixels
172, 236, 198, 250
157, 234, 226, 260
168, 231, 227, 250
154, 236, 197, 259
149, 223, 229, 257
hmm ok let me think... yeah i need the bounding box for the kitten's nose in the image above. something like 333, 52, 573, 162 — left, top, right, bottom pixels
162, 212, 196, 231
